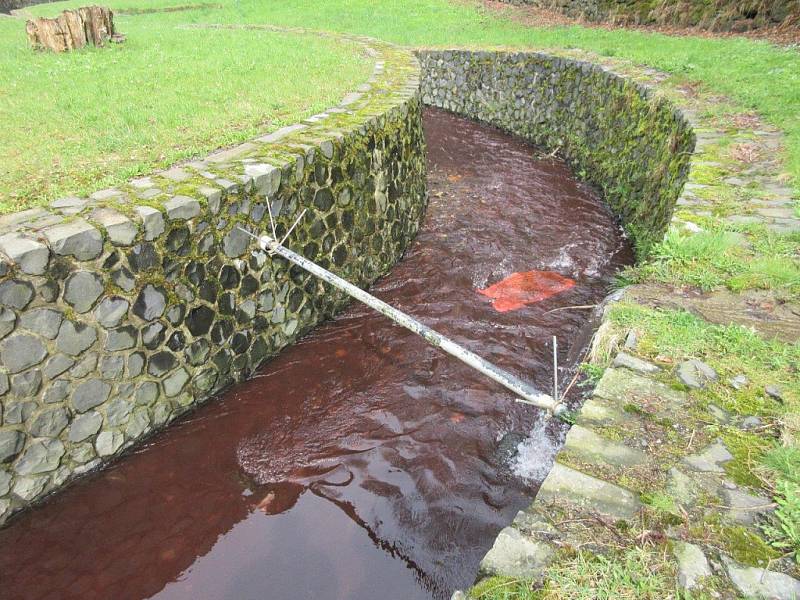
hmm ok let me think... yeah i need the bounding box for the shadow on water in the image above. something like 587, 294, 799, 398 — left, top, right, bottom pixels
0, 108, 633, 600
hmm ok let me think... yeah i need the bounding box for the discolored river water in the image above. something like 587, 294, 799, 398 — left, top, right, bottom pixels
0, 108, 633, 600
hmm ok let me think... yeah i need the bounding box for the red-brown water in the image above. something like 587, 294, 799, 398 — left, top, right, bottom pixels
0, 108, 633, 600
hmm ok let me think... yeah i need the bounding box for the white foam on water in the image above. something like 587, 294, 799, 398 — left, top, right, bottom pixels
512, 419, 559, 484
471, 254, 515, 288
544, 246, 578, 277
544, 243, 610, 280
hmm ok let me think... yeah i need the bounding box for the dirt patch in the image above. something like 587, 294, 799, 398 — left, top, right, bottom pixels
482, 0, 575, 27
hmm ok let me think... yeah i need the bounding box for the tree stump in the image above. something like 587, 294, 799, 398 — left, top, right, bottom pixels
26, 6, 125, 53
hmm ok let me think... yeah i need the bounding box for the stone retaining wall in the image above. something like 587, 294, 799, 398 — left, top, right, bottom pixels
0, 29, 426, 524
417, 50, 694, 256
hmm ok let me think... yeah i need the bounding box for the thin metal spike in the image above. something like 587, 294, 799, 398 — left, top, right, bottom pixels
552, 336, 558, 403
266, 198, 278, 241
278, 208, 308, 248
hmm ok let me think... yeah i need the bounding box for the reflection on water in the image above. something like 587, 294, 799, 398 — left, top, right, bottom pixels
0, 108, 633, 600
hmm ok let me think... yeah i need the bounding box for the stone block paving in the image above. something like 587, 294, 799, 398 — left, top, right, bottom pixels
475, 360, 799, 599
683, 128, 799, 236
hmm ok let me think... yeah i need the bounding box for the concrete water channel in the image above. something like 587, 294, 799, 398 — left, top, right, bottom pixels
0, 108, 633, 599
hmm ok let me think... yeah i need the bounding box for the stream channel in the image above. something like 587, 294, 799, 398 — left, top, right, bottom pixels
0, 107, 634, 600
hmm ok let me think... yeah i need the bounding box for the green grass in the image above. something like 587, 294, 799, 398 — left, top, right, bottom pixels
11, 0, 800, 213
606, 303, 799, 430
0, 12, 371, 212
470, 576, 542, 600
547, 548, 673, 599
621, 227, 800, 294
763, 477, 800, 563
762, 447, 800, 563
607, 303, 800, 376
470, 548, 676, 599
123, 0, 800, 184
249, 0, 800, 188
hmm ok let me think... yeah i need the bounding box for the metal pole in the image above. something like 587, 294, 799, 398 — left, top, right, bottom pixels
255, 233, 567, 418
553, 336, 558, 403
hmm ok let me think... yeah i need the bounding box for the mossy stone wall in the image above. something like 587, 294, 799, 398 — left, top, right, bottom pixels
0, 32, 426, 524
418, 50, 694, 255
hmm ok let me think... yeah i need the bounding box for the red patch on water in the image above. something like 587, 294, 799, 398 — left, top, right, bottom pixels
478, 270, 576, 312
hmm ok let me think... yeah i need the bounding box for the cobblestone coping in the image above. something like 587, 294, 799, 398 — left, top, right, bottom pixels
458, 51, 800, 599
0, 26, 426, 524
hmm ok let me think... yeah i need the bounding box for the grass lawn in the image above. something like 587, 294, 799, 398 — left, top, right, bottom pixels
622, 225, 800, 295
55, 0, 800, 185
470, 548, 673, 599
0, 11, 372, 212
